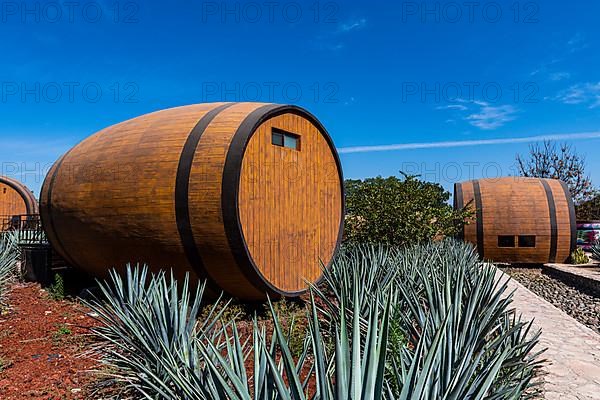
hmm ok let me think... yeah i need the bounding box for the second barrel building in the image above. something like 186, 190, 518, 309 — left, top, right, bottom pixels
454, 177, 576, 264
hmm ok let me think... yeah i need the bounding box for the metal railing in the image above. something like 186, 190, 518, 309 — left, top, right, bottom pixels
1, 214, 48, 245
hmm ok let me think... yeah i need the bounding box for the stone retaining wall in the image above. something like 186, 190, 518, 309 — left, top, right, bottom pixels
543, 264, 600, 298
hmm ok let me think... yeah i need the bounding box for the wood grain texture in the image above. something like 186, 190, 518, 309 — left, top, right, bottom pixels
39, 103, 344, 300
455, 177, 575, 264
0, 176, 38, 224
238, 113, 342, 293
40, 103, 227, 286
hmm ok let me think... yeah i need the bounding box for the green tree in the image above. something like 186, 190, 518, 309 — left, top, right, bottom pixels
344, 173, 472, 245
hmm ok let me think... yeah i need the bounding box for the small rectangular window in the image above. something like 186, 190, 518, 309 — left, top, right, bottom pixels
498, 235, 516, 248
271, 132, 284, 147
283, 134, 298, 150
518, 235, 536, 248
272, 128, 300, 150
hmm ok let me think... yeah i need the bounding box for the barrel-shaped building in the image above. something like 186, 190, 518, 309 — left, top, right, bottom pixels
454, 177, 576, 264
0, 176, 38, 227
40, 103, 344, 300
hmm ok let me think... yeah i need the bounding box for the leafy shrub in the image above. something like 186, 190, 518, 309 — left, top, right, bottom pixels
89, 242, 542, 399
344, 173, 472, 245
571, 248, 590, 265
576, 195, 600, 220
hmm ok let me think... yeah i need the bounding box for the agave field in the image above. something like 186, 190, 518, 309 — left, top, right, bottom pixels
0, 231, 546, 399
75, 240, 542, 399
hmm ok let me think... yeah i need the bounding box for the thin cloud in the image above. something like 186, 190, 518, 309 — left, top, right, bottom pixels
465, 103, 518, 130
436, 104, 468, 111
549, 72, 571, 81
338, 131, 600, 154
439, 100, 518, 130
314, 17, 366, 52
555, 82, 600, 108
568, 32, 588, 53
344, 96, 356, 106
338, 18, 367, 33
530, 58, 561, 78
530, 33, 587, 81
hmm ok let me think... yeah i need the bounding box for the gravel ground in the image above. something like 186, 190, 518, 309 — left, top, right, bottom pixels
501, 267, 600, 334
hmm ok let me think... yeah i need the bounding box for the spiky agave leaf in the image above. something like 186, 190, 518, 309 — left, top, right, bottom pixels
387, 240, 544, 399
314, 239, 543, 400
0, 231, 20, 302
195, 282, 393, 400
591, 241, 600, 261
311, 243, 400, 338
196, 306, 309, 400
89, 240, 542, 400
85, 264, 229, 399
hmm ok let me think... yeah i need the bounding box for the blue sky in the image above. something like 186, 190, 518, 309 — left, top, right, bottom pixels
1, 0, 599, 196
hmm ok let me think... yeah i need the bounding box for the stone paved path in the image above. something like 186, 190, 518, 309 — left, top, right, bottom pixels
497, 269, 600, 399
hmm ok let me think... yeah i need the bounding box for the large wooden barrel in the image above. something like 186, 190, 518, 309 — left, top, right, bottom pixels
0, 176, 38, 225
454, 177, 576, 264
39, 103, 344, 300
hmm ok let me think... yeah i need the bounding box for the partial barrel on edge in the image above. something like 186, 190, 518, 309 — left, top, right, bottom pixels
0, 176, 38, 225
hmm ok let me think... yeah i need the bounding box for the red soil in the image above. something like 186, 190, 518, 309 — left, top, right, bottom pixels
0, 284, 323, 398
0, 283, 100, 399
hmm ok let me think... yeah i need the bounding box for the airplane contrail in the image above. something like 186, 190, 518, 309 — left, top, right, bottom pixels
337, 131, 600, 154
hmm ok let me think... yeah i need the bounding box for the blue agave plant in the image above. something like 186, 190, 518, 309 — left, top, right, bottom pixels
87, 240, 543, 400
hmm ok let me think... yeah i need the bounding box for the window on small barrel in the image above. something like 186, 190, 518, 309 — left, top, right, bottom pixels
498, 235, 516, 248
518, 235, 536, 248
272, 129, 300, 150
